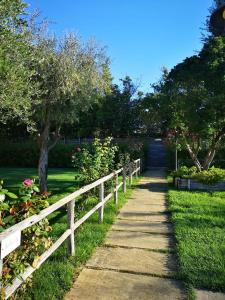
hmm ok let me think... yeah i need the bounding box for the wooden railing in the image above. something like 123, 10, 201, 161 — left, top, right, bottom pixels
0, 159, 141, 299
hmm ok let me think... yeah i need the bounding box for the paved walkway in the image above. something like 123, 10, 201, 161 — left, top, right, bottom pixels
65, 168, 186, 300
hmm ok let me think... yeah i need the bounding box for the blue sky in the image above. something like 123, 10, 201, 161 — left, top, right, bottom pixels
28, 0, 212, 92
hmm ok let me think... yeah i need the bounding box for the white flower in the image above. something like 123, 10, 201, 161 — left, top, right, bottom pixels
0, 194, 5, 202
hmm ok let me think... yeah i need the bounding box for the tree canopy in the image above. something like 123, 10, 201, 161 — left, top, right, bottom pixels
0, 0, 39, 125
141, 36, 225, 170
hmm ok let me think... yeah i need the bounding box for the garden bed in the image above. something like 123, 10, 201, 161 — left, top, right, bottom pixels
175, 178, 225, 191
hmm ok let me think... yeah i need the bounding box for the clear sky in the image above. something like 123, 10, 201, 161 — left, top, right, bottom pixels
27, 0, 213, 92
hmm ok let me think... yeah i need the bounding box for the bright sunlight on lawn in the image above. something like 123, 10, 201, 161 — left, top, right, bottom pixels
168, 190, 225, 292
0, 167, 79, 204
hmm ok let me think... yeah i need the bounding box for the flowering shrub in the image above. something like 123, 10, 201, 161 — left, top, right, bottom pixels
0, 179, 52, 298
72, 137, 118, 185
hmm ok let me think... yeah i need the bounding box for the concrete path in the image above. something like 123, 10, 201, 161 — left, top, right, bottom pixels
196, 290, 225, 300
65, 168, 186, 300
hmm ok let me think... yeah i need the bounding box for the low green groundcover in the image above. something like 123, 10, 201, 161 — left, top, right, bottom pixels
168, 190, 225, 292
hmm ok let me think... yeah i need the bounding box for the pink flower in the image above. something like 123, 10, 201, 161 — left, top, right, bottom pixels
23, 179, 33, 186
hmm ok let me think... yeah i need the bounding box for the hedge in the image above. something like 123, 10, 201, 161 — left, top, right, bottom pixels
0, 139, 149, 169
0, 142, 74, 168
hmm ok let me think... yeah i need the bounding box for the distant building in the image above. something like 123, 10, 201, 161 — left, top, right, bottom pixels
209, 0, 225, 35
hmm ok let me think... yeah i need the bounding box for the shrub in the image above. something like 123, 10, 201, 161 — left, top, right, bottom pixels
0, 142, 74, 168
0, 179, 53, 298
172, 166, 225, 185
114, 138, 148, 167
171, 166, 198, 178
72, 137, 118, 186
194, 167, 225, 185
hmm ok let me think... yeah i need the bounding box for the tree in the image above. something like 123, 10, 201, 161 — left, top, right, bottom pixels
69, 75, 143, 138
0, 0, 38, 125
31, 34, 109, 192
142, 37, 225, 171
97, 76, 141, 137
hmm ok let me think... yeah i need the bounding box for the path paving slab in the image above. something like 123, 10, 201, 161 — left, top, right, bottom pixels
120, 202, 167, 213
64, 269, 184, 300
118, 211, 169, 222
126, 197, 166, 206
105, 230, 173, 250
112, 219, 172, 234
196, 290, 225, 300
86, 247, 176, 277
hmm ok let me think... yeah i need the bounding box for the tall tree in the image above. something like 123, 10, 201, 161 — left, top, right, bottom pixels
141, 37, 225, 170
97, 76, 141, 137
0, 0, 38, 125
32, 34, 109, 192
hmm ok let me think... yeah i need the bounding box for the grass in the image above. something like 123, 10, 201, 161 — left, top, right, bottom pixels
0, 167, 81, 206
168, 190, 225, 293
0, 167, 138, 300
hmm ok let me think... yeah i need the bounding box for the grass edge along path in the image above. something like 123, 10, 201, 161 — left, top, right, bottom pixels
20, 177, 140, 300
167, 189, 225, 300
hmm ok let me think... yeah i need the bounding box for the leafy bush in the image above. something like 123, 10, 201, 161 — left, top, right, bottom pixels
194, 167, 225, 185
171, 166, 198, 178
72, 137, 118, 185
0, 142, 74, 168
172, 166, 225, 185
0, 179, 53, 298
114, 138, 148, 168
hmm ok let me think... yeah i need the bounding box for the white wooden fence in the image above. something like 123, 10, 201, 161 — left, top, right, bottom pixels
0, 159, 141, 299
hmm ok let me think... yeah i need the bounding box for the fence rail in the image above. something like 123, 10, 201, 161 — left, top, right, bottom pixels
0, 159, 141, 299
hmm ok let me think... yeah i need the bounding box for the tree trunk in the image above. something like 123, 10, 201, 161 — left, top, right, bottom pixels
38, 124, 50, 193
202, 135, 223, 170
185, 142, 202, 172
38, 145, 48, 193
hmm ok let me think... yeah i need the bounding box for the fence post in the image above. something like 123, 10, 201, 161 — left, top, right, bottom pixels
98, 182, 104, 223
138, 159, 141, 176
188, 179, 191, 191
0, 259, 3, 292
122, 167, 126, 193
114, 174, 118, 206
129, 163, 133, 186
135, 161, 138, 179
67, 199, 75, 256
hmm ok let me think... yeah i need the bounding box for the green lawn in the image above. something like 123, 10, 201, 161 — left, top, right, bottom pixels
1, 167, 138, 300
168, 190, 225, 294
0, 167, 80, 205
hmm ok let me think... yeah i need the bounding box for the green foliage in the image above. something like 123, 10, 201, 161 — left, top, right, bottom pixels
172, 166, 225, 185
0, 0, 39, 125
0, 179, 17, 202
171, 166, 197, 178
70, 76, 143, 138
0, 142, 74, 168
72, 137, 118, 185
194, 167, 225, 185
0, 179, 53, 298
141, 36, 225, 170
168, 190, 225, 291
